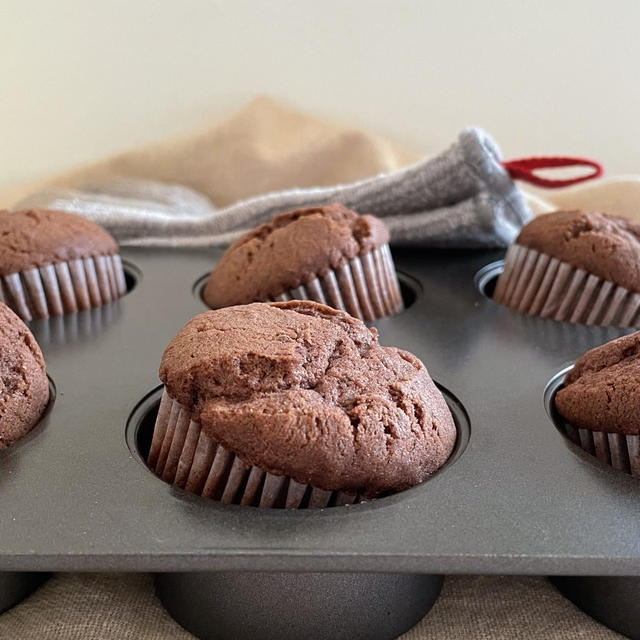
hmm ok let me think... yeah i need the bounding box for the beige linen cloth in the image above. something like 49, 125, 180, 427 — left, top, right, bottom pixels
0, 97, 629, 638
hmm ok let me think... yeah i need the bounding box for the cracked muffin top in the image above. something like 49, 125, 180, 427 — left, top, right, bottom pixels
0, 209, 118, 276
159, 300, 456, 496
555, 331, 640, 435
0, 302, 49, 448
516, 210, 640, 292
202, 203, 389, 309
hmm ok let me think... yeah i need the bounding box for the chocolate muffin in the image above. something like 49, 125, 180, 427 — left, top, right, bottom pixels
555, 331, 640, 476
0, 302, 49, 448
148, 300, 456, 508
493, 210, 640, 326
203, 204, 403, 321
0, 209, 127, 322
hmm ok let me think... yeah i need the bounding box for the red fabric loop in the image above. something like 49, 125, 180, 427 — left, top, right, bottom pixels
502, 156, 603, 188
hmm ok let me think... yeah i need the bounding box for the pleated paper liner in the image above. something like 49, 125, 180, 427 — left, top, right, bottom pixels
493, 244, 640, 327
0, 254, 127, 323
559, 421, 640, 478
268, 244, 403, 322
147, 389, 361, 509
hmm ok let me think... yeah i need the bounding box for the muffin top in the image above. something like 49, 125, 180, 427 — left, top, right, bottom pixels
555, 331, 640, 435
203, 203, 389, 309
160, 300, 455, 496
0, 209, 118, 276
0, 302, 49, 448
516, 210, 640, 293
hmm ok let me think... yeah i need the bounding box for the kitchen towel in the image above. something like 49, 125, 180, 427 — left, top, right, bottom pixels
4, 97, 639, 230
16, 126, 531, 249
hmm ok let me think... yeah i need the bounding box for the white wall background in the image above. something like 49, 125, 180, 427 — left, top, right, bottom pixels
2, 0, 640, 192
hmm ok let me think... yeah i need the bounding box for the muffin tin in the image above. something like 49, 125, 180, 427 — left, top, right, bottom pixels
1, 246, 639, 639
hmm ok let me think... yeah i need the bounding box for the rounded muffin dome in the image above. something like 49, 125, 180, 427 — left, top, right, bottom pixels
0, 209, 126, 321
556, 331, 640, 435
0, 302, 49, 448
493, 209, 640, 327
159, 300, 456, 497
0, 209, 118, 276
202, 204, 390, 310
516, 210, 640, 293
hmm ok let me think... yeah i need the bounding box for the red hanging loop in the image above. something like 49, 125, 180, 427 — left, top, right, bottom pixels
502, 156, 603, 188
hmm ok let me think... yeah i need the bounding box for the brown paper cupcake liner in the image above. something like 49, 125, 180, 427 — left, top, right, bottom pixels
560, 422, 640, 478
0, 254, 127, 322
269, 244, 403, 322
147, 389, 361, 509
493, 244, 640, 327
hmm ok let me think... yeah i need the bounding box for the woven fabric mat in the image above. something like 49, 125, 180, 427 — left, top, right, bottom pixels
0, 573, 622, 639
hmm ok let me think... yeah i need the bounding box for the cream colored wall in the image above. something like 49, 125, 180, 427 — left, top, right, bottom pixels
2, 0, 640, 193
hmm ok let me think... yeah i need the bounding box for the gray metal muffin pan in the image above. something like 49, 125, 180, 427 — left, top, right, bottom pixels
1, 247, 639, 638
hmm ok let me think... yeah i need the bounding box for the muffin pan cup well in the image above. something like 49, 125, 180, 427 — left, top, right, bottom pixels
155, 571, 442, 640
132, 378, 465, 637
551, 576, 640, 640
0, 572, 48, 614
1, 247, 640, 639
0, 379, 55, 612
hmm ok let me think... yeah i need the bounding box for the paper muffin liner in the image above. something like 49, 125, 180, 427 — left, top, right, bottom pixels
147, 389, 361, 509
493, 244, 640, 327
268, 244, 403, 322
559, 421, 640, 478
0, 254, 127, 322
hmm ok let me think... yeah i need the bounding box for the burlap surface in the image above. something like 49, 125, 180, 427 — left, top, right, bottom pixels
0, 574, 622, 639
0, 99, 634, 638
